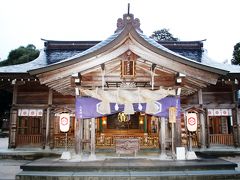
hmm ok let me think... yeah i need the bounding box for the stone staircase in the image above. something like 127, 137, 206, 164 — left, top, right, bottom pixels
16, 157, 240, 180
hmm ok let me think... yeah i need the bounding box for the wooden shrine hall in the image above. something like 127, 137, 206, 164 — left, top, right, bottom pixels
0, 11, 240, 158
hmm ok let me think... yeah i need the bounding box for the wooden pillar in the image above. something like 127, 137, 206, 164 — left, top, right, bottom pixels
49, 111, 55, 149
9, 109, 17, 148
45, 89, 53, 149
198, 89, 206, 149
237, 109, 240, 147
232, 86, 240, 147
75, 118, 83, 156
12, 83, 18, 105
89, 118, 96, 159
206, 112, 210, 148
175, 115, 181, 147
84, 119, 90, 151
159, 117, 167, 159
9, 82, 18, 148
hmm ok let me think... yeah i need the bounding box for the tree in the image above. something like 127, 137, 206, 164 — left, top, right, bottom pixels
0, 44, 40, 67
231, 42, 240, 65
150, 28, 179, 41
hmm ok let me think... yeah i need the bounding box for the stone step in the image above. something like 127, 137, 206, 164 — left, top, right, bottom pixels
16, 170, 240, 180
20, 157, 237, 172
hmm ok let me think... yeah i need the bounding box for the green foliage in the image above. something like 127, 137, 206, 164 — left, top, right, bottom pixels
0, 44, 40, 67
231, 42, 240, 65
150, 28, 179, 41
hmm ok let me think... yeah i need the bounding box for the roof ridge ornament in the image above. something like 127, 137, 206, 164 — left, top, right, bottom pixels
115, 3, 143, 33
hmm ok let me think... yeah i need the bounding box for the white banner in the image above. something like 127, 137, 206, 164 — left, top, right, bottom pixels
59, 113, 70, 132
18, 109, 22, 116
29, 109, 37, 117
208, 109, 232, 116
36, 109, 43, 117
207, 109, 213, 116
18, 109, 43, 117
187, 113, 198, 132
21, 109, 29, 116
213, 109, 221, 116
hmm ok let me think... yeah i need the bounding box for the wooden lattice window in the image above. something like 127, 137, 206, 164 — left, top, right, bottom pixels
18, 117, 42, 135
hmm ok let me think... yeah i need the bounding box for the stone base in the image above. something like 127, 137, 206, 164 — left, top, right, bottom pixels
88, 154, 96, 160
159, 152, 168, 160
186, 151, 198, 160
60, 151, 71, 160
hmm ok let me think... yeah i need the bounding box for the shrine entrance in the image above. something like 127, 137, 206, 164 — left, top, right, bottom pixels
95, 112, 159, 149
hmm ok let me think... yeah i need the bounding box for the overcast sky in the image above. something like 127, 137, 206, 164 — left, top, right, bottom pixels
0, 0, 240, 63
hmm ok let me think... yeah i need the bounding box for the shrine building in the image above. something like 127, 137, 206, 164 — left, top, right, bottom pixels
0, 11, 240, 158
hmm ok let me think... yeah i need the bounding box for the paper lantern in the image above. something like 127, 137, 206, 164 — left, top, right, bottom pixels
187, 113, 198, 132
59, 113, 70, 132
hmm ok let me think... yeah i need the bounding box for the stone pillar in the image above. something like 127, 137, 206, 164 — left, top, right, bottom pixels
159, 117, 167, 159
89, 118, 96, 159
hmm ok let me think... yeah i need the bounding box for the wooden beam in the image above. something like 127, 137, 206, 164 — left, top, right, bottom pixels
38, 43, 128, 84
128, 38, 219, 84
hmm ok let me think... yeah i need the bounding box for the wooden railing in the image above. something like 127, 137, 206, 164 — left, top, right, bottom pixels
54, 134, 75, 148
209, 134, 233, 146
96, 134, 159, 148
53, 133, 159, 149
17, 134, 42, 146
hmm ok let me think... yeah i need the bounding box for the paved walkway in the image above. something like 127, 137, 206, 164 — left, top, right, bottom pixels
1, 137, 240, 179
0, 138, 32, 180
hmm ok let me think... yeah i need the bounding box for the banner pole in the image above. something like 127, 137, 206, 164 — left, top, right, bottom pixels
65, 132, 68, 151
172, 122, 175, 159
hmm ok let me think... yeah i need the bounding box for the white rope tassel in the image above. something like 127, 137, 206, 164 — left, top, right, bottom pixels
115, 88, 119, 111
138, 88, 143, 111
151, 68, 155, 90
101, 68, 105, 90
124, 103, 135, 114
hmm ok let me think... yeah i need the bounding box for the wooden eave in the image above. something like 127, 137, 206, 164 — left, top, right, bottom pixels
128, 28, 228, 76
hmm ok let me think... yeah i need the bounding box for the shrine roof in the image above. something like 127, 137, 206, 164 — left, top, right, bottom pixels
0, 13, 239, 76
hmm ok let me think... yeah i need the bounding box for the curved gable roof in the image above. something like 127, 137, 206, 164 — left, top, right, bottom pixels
29, 13, 228, 76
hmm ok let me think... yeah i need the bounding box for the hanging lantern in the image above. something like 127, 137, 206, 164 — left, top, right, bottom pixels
102, 116, 107, 125
59, 113, 70, 132
186, 112, 198, 132
118, 112, 128, 122
139, 116, 144, 125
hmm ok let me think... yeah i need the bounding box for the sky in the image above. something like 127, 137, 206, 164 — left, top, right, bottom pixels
0, 0, 240, 63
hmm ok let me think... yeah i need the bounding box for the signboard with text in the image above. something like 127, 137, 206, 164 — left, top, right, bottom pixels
169, 107, 177, 123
